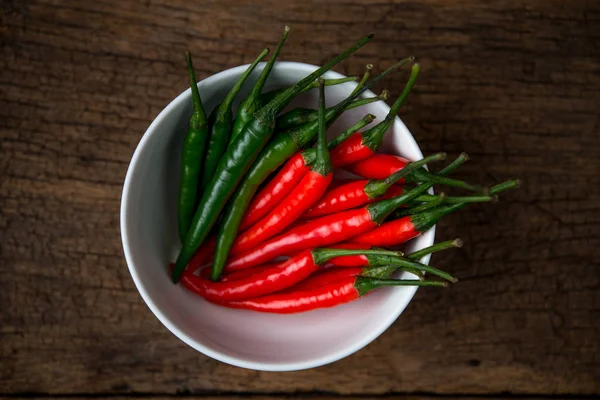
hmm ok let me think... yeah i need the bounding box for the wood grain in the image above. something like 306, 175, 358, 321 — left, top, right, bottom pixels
1, 0, 599, 396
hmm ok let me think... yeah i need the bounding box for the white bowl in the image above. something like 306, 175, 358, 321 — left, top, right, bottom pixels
120, 61, 435, 371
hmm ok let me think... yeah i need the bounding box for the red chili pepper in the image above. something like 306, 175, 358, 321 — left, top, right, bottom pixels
288, 239, 461, 292
304, 153, 446, 218
352, 179, 520, 247
231, 81, 334, 254
180, 247, 400, 302
326, 63, 420, 168
345, 153, 482, 192
220, 276, 446, 314
238, 61, 417, 232
224, 182, 436, 272
240, 152, 308, 231
239, 114, 376, 231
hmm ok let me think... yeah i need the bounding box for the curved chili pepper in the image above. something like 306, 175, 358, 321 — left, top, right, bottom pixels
208, 62, 410, 281
353, 180, 518, 247
224, 182, 437, 272
200, 48, 269, 190
231, 26, 290, 145
239, 113, 375, 231
177, 52, 209, 241
180, 247, 399, 302
326, 62, 420, 168
227, 80, 334, 258
292, 239, 462, 291
345, 153, 483, 192
304, 152, 446, 218
172, 34, 374, 282
304, 152, 469, 219
237, 59, 414, 232
221, 277, 446, 314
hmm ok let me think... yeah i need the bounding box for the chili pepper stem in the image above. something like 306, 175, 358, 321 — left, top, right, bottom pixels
364, 153, 446, 198
351, 64, 373, 96
365, 254, 458, 282
257, 33, 374, 121
410, 169, 485, 193
222, 48, 269, 112
408, 238, 463, 260
230, 27, 290, 143
311, 248, 401, 265
490, 179, 520, 194
362, 62, 419, 151
355, 277, 447, 296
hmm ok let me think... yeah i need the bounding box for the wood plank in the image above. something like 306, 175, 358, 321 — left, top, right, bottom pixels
0, 397, 582, 400
1, 0, 599, 396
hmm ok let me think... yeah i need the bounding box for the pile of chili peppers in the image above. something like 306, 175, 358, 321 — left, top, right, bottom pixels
170, 27, 519, 314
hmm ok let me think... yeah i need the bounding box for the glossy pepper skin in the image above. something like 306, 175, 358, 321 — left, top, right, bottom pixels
181, 247, 399, 302
227, 80, 334, 257
172, 33, 374, 283
327, 63, 420, 168
351, 179, 520, 247
220, 276, 445, 314
209, 61, 404, 282
212, 99, 383, 281
237, 58, 414, 232
178, 52, 209, 241
199, 48, 269, 190
224, 182, 435, 272
304, 152, 446, 218
345, 153, 482, 192
230, 26, 290, 145
290, 239, 461, 292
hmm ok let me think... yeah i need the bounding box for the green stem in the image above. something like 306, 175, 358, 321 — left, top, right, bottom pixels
362, 239, 462, 280
248, 26, 290, 102
410, 179, 520, 232
257, 33, 374, 121
364, 153, 446, 198
408, 169, 485, 193
283, 56, 413, 132
307, 76, 358, 90
408, 238, 463, 260
260, 77, 360, 105
396, 193, 447, 218
219, 48, 269, 118
439, 152, 469, 175
367, 182, 435, 224
310, 79, 334, 176
311, 248, 401, 265
490, 179, 520, 195
185, 52, 208, 129
328, 114, 376, 149
355, 277, 447, 296
365, 254, 458, 283
351, 64, 373, 96
362, 62, 420, 151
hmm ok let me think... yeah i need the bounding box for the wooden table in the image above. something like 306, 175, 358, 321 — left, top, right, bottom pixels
2, 0, 599, 398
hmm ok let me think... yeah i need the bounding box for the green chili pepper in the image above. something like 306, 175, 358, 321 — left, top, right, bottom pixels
199, 48, 269, 190
230, 26, 291, 145
172, 33, 375, 282
177, 52, 209, 241
209, 58, 412, 281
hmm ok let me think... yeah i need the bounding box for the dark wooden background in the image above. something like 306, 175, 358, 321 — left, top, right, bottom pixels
2, 0, 599, 398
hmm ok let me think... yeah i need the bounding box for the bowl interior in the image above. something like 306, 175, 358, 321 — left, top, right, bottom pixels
121, 62, 435, 371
